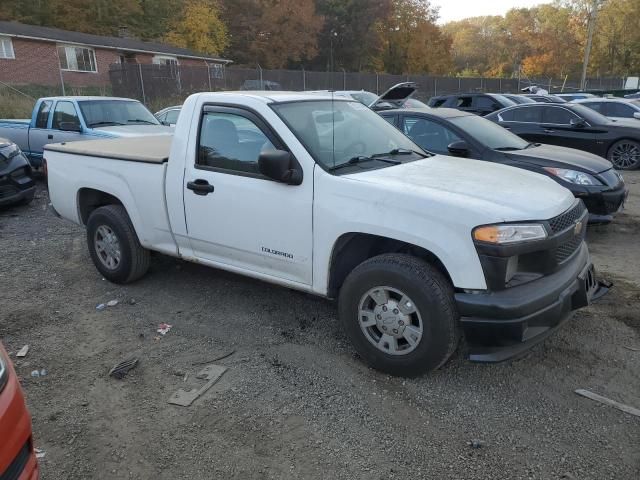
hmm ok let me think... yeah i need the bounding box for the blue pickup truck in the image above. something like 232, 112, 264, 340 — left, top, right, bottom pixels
0, 96, 172, 168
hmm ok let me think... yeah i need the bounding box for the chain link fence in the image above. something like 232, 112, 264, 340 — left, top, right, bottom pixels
108, 63, 629, 111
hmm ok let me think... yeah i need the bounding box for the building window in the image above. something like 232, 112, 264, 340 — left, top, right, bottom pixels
57, 45, 97, 72
0, 36, 15, 59
209, 63, 224, 79
153, 55, 178, 66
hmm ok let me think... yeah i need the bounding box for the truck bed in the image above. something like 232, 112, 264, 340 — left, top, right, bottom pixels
44, 135, 172, 164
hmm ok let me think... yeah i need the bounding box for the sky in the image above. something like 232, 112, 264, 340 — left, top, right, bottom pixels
434, 0, 555, 24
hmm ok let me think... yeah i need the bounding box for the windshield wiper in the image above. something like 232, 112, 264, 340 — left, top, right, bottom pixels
127, 119, 157, 125
329, 156, 401, 172
494, 146, 524, 151
371, 148, 426, 158
525, 142, 540, 149
88, 121, 126, 127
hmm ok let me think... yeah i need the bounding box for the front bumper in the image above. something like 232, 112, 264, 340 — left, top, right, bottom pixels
456, 243, 607, 362
0, 166, 36, 207
579, 184, 628, 223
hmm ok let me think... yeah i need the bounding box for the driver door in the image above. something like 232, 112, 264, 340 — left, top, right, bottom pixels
182, 106, 313, 286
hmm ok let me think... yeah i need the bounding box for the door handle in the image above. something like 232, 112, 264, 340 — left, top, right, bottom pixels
48, 134, 53, 140
187, 179, 214, 196
544, 129, 555, 133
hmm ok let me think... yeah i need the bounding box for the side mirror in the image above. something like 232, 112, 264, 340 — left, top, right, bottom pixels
447, 140, 470, 157
258, 149, 303, 185
633, 112, 640, 120
59, 122, 82, 132
570, 118, 586, 128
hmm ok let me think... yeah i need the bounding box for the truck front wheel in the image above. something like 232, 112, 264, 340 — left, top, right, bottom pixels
86, 205, 150, 284
338, 254, 460, 377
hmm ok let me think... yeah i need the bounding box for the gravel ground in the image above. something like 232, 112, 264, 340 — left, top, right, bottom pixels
1, 172, 639, 480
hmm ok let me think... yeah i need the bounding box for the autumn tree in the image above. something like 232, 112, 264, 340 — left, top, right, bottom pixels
166, 0, 228, 55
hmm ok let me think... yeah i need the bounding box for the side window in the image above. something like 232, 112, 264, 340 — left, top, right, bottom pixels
165, 109, 180, 125
542, 106, 578, 125
456, 97, 473, 108
52, 101, 80, 130
474, 96, 498, 111
198, 112, 275, 175
402, 116, 462, 153
586, 102, 605, 114
512, 106, 543, 123
156, 112, 167, 123
498, 109, 515, 121
431, 98, 447, 108
35, 100, 53, 129
606, 102, 634, 118
381, 115, 397, 126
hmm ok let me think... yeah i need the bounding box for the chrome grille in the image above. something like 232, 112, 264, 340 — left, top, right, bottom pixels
548, 201, 586, 234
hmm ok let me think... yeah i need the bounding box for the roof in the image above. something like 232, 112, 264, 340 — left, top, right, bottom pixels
0, 21, 231, 63
574, 98, 636, 103
45, 135, 172, 164
195, 91, 356, 104
39, 96, 141, 102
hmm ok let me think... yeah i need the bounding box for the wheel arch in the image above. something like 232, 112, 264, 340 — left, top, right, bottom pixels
327, 232, 453, 299
77, 188, 124, 226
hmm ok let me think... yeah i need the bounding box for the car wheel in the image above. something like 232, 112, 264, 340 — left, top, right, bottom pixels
86, 205, 150, 283
608, 139, 640, 170
338, 253, 460, 377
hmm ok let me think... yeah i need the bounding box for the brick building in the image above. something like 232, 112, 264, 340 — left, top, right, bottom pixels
0, 21, 231, 88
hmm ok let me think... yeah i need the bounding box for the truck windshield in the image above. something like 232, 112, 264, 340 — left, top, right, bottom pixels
78, 100, 160, 127
272, 100, 426, 172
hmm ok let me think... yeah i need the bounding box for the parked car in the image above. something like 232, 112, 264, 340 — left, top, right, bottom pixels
380, 108, 627, 223
427, 93, 516, 116
310, 82, 418, 111
46, 91, 605, 376
0, 96, 173, 168
0, 138, 36, 207
502, 94, 537, 104
523, 94, 568, 103
486, 103, 640, 169
624, 92, 640, 99
0, 341, 39, 479
573, 98, 640, 121
556, 93, 597, 102
155, 105, 181, 126
240, 80, 282, 91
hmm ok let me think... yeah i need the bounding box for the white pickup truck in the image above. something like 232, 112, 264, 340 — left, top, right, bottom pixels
46, 91, 605, 376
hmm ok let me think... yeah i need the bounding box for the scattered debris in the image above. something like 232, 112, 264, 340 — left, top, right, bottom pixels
96, 303, 106, 311
192, 349, 236, 366
157, 323, 172, 336
35, 448, 46, 459
128, 298, 136, 305
168, 364, 227, 407
107, 299, 119, 307
575, 389, 640, 417
468, 439, 485, 449
623, 345, 640, 352
109, 357, 139, 379
16, 345, 29, 357
31, 370, 40, 378
30, 369, 47, 378
40, 368, 47, 377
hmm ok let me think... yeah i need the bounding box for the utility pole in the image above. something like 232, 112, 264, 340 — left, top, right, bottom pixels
580, 0, 602, 91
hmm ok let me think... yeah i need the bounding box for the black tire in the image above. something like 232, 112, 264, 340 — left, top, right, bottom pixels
17, 191, 35, 206
338, 253, 459, 377
86, 205, 150, 283
607, 139, 640, 170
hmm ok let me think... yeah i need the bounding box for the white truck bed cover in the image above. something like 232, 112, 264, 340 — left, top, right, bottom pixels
44, 135, 172, 164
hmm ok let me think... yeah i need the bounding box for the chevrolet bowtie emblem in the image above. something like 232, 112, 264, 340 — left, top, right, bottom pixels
574, 220, 583, 236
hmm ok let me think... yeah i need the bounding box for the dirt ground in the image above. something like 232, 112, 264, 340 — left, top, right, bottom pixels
1, 171, 639, 480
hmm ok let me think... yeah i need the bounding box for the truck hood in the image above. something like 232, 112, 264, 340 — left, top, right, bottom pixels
504, 143, 612, 174
93, 125, 174, 137
346, 155, 575, 222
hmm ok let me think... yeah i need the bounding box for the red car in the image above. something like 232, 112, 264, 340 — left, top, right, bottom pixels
0, 342, 39, 479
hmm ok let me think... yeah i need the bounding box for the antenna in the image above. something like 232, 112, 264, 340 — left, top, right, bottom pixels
331, 90, 336, 169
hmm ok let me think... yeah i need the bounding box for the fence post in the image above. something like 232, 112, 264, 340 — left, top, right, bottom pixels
376, 73, 379, 95
302, 68, 306, 91
258, 64, 263, 89
434, 78, 437, 96
458, 77, 461, 92
138, 63, 146, 104
342, 68, 346, 90
207, 63, 212, 91
499, 78, 502, 93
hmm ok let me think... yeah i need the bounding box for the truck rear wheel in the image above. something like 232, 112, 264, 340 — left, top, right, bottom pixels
86, 205, 150, 284
338, 254, 459, 377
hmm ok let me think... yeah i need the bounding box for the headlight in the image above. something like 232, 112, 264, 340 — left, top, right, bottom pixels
543, 167, 602, 186
473, 224, 547, 244
0, 354, 8, 393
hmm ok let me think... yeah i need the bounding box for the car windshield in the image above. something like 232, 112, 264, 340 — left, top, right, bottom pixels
450, 114, 529, 150
491, 94, 517, 106
79, 100, 160, 127
349, 91, 379, 107
272, 100, 426, 172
